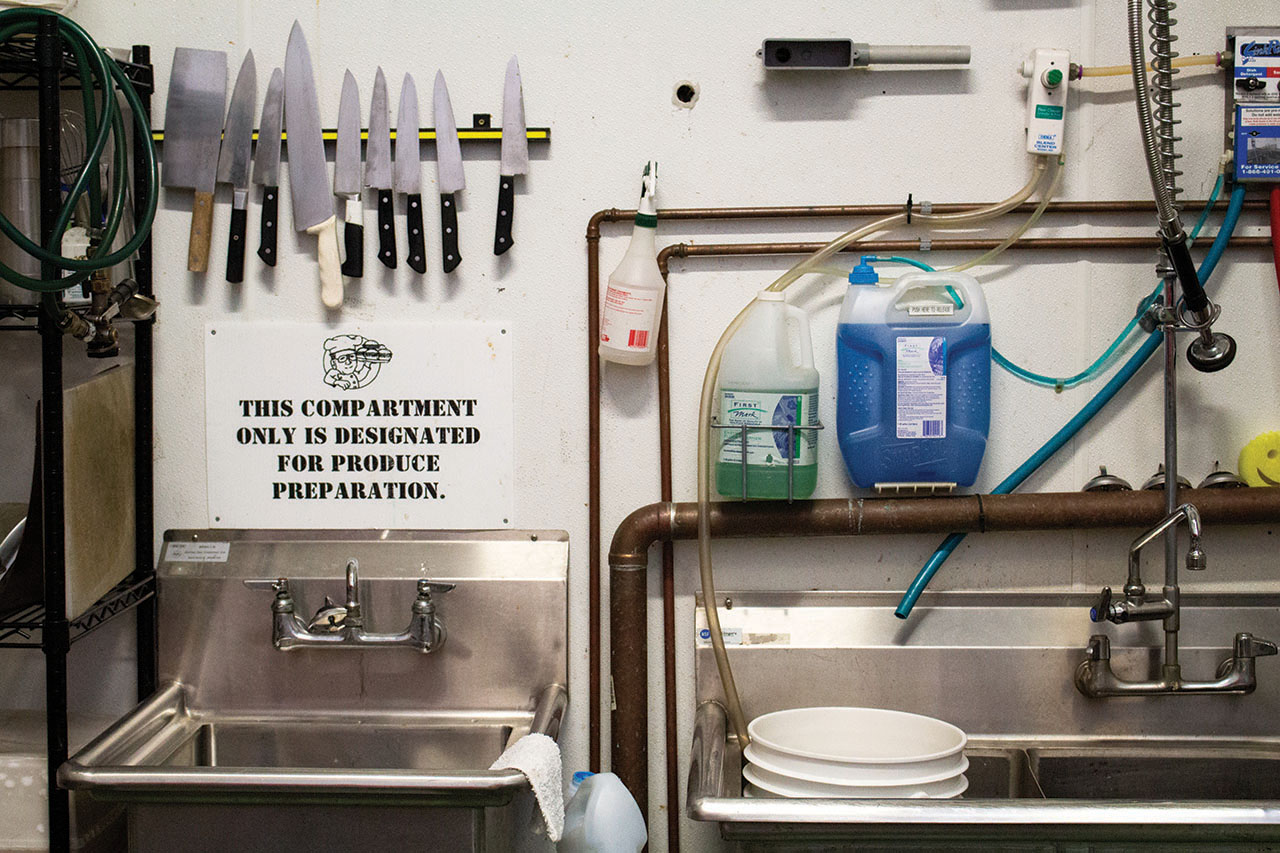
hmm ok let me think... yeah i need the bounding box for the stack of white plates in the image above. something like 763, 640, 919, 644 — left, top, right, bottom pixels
743, 707, 968, 799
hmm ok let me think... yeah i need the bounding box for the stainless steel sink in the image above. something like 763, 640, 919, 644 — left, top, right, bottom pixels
60, 530, 568, 852
689, 591, 1280, 849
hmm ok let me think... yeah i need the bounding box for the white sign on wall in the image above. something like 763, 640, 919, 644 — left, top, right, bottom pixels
204, 322, 513, 529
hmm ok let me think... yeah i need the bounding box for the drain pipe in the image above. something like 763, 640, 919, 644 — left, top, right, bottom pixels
608, 487, 1280, 810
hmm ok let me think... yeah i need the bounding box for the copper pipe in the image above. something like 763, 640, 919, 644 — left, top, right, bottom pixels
656, 294, 678, 851
585, 197, 1268, 831
608, 487, 1280, 804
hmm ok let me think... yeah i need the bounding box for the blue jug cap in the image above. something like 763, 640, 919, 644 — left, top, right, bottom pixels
572, 771, 595, 785
848, 256, 879, 285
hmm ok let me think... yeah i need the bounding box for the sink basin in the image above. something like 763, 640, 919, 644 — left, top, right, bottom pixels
59, 530, 569, 852
691, 702, 1280, 848
61, 681, 566, 806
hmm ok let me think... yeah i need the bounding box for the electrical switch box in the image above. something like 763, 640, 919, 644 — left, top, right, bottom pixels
1023, 48, 1070, 155
1227, 28, 1280, 183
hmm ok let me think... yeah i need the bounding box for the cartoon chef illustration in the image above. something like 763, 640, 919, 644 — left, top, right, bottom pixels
322, 334, 393, 390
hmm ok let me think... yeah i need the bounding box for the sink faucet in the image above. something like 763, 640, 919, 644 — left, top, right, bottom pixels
1076, 504, 1277, 696
245, 559, 454, 652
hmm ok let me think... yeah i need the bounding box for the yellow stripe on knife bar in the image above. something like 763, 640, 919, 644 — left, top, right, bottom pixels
151, 128, 551, 142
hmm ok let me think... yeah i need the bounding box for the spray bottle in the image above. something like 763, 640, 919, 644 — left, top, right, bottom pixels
599, 162, 663, 366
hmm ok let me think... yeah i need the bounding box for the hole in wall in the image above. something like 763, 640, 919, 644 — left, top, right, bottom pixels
673, 80, 699, 108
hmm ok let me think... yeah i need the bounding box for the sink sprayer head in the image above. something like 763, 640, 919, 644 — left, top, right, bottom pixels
1186, 541, 1207, 572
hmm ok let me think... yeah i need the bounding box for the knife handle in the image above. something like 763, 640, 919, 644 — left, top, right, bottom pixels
440, 193, 461, 273
258, 185, 278, 267
341, 197, 363, 278
308, 214, 344, 309
188, 190, 214, 273
494, 174, 515, 255
226, 194, 247, 283
406, 193, 427, 274
377, 189, 396, 269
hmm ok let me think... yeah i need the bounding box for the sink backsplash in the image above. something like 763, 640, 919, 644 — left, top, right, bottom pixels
159, 529, 567, 715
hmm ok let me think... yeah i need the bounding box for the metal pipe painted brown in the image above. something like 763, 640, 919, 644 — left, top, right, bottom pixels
585, 198, 1267, 831
608, 488, 1280, 806
655, 300, 679, 853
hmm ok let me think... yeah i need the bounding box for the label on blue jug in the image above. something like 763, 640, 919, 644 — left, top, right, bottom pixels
896, 336, 947, 439
718, 390, 818, 466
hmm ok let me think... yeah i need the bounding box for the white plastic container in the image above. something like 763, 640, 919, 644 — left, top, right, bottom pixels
716, 292, 820, 500
599, 162, 664, 366
557, 771, 647, 853
746, 706, 967, 785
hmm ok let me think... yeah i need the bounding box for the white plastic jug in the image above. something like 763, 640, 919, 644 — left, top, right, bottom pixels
557, 772, 647, 853
716, 291, 820, 499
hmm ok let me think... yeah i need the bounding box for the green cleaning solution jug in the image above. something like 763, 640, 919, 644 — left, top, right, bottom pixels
716, 291, 819, 499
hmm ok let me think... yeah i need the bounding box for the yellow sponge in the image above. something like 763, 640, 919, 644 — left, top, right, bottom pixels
1239, 431, 1280, 487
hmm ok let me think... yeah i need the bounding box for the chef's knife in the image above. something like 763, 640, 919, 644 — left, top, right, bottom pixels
215, 51, 256, 283
365, 67, 395, 269
335, 70, 363, 278
284, 21, 342, 308
395, 73, 426, 274
495, 55, 528, 256
162, 47, 227, 273
252, 67, 284, 267
433, 70, 464, 273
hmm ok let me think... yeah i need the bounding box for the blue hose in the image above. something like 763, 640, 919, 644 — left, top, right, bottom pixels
894, 182, 1247, 619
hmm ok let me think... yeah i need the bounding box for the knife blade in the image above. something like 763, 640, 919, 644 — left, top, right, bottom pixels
216, 51, 256, 283
433, 70, 465, 273
284, 20, 342, 308
162, 47, 227, 273
251, 67, 283, 267
335, 70, 363, 278
365, 67, 395, 269
495, 55, 528, 256
394, 73, 426, 274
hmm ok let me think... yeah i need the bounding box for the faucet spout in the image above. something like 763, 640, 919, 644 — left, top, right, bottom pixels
345, 559, 362, 626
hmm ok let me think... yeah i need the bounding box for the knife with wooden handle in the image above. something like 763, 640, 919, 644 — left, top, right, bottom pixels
284, 21, 343, 308
252, 67, 283, 267
162, 48, 227, 273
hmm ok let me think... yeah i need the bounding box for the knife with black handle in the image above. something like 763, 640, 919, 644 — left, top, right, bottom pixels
395, 74, 426, 274
495, 56, 528, 256
367, 68, 396, 269
433, 71, 465, 274
253, 67, 284, 267
335, 70, 364, 278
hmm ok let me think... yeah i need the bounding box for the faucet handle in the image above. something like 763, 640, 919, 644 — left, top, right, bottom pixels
1090, 587, 1113, 623
1235, 633, 1279, 659
416, 579, 456, 599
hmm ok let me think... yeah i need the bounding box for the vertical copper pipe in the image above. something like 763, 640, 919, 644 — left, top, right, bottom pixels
610, 562, 649, 819
586, 211, 607, 772
656, 275, 679, 852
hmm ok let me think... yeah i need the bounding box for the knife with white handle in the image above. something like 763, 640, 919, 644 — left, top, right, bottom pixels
216, 51, 256, 283
366, 67, 396, 269
335, 70, 363, 278
495, 55, 528, 256
252, 67, 283, 267
433, 71, 464, 273
395, 73, 426, 274
284, 21, 342, 308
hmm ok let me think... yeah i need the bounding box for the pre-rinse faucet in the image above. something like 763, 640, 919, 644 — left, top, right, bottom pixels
1076, 504, 1276, 696
245, 559, 454, 652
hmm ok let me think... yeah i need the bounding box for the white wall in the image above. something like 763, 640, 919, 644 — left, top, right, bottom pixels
2, 1, 1278, 849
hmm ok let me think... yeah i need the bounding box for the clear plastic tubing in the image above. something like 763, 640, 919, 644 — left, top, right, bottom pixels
695, 157, 1057, 747
893, 181, 1249, 619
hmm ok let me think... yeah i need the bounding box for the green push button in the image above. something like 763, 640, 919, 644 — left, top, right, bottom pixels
1043, 67, 1063, 87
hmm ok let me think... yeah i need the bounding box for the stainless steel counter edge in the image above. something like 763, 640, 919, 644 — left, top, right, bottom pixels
60, 682, 566, 796
687, 701, 1280, 830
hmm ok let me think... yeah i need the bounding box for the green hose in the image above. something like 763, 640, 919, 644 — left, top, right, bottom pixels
0, 9, 158, 292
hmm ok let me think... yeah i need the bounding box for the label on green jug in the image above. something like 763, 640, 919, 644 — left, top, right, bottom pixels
718, 390, 818, 467
897, 336, 947, 439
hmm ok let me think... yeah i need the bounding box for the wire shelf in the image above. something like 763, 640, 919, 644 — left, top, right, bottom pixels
0, 36, 152, 92
712, 421, 824, 503
0, 571, 155, 648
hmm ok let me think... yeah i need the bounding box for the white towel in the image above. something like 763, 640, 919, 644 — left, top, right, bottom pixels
490, 732, 565, 842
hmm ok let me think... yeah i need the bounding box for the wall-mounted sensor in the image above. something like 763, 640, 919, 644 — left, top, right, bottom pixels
759, 39, 970, 70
